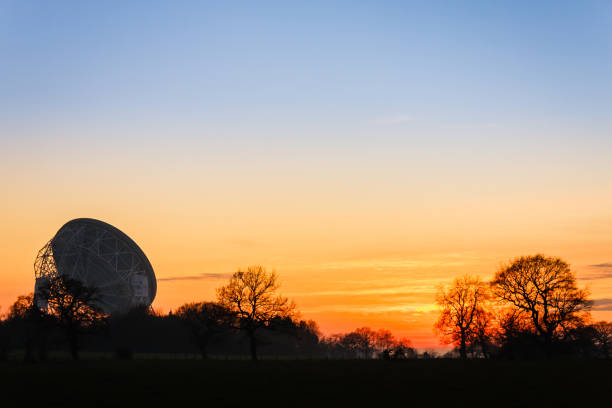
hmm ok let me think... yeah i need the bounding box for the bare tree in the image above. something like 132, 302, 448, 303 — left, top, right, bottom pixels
375, 328, 396, 357
331, 327, 394, 359
0, 307, 8, 361
591, 321, 612, 358
5, 293, 52, 361
291, 319, 321, 357
390, 337, 417, 359
471, 307, 496, 358
39, 276, 106, 360
338, 332, 361, 357
352, 327, 377, 358
216, 266, 295, 360
496, 306, 531, 341
491, 254, 591, 356
373, 329, 417, 359
435, 275, 490, 359
175, 302, 231, 359
7, 294, 34, 320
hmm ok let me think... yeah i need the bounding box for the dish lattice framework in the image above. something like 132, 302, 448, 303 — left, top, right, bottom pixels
34, 218, 156, 314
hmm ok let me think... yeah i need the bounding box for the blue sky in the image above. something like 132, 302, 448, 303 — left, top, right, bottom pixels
2, 1, 611, 143
2, 1, 612, 218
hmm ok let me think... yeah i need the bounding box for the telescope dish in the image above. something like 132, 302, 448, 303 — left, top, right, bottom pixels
34, 218, 156, 314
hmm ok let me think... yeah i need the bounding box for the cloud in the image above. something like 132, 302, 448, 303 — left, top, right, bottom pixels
158, 272, 233, 282
580, 272, 612, 280
590, 263, 612, 268
318, 257, 471, 270
293, 286, 434, 297
580, 263, 612, 280
592, 298, 612, 311
302, 304, 438, 315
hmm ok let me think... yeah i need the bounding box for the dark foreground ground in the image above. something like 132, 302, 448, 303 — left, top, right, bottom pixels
0, 358, 610, 407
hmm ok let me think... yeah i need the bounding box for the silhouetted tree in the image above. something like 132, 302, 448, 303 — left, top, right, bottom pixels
591, 321, 612, 358
389, 337, 417, 359
333, 332, 359, 358
108, 305, 157, 359
375, 332, 417, 360
420, 350, 438, 359
435, 275, 490, 359
216, 266, 296, 360
375, 328, 395, 357
347, 327, 377, 358
491, 254, 591, 357
470, 307, 496, 358
321, 329, 416, 359
493, 307, 539, 359
322, 334, 354, 358
563, 325, 599, 358
175, 302, 231, 359
6, 295, 34, 360
39, 276, 106, 360
0, 308, 8, 361
294, 320, 321, 356
5, 293, 52, 361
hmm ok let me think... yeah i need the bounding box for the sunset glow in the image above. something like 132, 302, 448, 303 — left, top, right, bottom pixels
1, 1, 612, 349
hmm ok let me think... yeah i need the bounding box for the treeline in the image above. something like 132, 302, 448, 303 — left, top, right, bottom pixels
0, 265, 420, 361
0, 302, 322, 361
0, 302, 421, 361
435, 254, 612, 359
1, 256, 611, 361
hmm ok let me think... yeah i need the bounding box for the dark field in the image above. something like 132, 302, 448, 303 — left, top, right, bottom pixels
1, 359, 610, 407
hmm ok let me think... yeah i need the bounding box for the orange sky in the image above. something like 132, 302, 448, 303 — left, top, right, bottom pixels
2, 157, 612, 348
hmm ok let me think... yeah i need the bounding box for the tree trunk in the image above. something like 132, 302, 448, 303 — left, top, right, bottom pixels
544, 332, 553, 359
481, 342, 489, 359
248, 331, 258, 361
479, 336, 489, 359
24, 336, 33, 362
69, 332, 79, 360
199, 338, 209, 360
38, 335, 48, 361
459, 332, 467, 360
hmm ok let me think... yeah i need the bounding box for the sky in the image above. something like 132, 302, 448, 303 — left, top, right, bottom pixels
1, 1, 612, 348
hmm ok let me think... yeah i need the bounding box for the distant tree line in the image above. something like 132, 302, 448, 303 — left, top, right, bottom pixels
1, 256, 611, 361
0, 265, 419, 361
320, 327, 417, 359
435, 254, 612, 359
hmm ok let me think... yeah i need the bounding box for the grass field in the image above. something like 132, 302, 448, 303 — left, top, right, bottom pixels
0, 359, 610, 407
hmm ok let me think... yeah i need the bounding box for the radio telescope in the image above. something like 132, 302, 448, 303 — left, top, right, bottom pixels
34, 218, 157, 314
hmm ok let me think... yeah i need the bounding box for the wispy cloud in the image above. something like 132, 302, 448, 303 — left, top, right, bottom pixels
579, 272, 612, 281
579, 263, 612, 280
158, 272, 233, 282
293, 286, 434, 297
590, 263, 612, 268
592, 298, 612, 311
317, 257, 472, 270
302, 304, 438, 315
